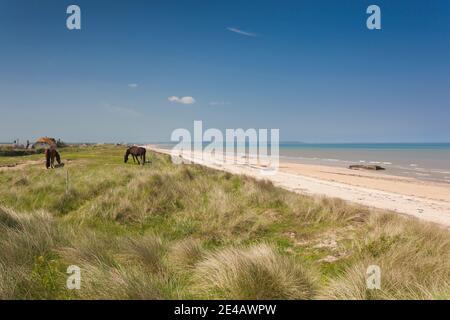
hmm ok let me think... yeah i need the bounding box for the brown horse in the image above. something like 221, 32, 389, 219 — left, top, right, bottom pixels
45, 148, 62, 169
124, 146, 146, 165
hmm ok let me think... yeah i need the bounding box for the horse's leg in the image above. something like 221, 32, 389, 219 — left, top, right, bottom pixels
45, 150, 50, 169
132, 154, 136, 163
136, 155, 140, 165
55, 151, 61, 165
142, 153, 146, 165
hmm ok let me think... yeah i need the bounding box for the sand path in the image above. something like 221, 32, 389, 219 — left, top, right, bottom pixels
0, 160, 43, 172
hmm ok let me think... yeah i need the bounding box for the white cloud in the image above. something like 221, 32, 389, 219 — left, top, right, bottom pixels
226, 27, 258, 37
128, 83, 138, 88
168, 96, 196, 105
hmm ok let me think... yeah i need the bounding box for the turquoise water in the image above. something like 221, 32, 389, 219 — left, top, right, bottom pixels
157, 142, 450, 184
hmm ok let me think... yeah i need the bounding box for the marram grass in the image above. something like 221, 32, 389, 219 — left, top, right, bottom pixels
0, 145, 449, 299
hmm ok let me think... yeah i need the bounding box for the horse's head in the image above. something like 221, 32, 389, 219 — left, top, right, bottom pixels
124, 149, 130, 163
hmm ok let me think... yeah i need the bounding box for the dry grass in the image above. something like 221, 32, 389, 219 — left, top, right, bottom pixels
320, 214, 450, 299
168, 238, 204, 268
193, 244, 317, 299
0, 207, 68, 299
119, 234, 166, 272
68, 263, 169, 300
0, 145, 449, 300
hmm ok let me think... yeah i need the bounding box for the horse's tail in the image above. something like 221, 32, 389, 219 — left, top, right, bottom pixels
55, 150, 61, 165
45, 149, 51, 169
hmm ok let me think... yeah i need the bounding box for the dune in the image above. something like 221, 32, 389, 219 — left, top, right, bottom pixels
148, 146, 450, 228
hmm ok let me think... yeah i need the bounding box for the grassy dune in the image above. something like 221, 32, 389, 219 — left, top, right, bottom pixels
0, 145, 449, 299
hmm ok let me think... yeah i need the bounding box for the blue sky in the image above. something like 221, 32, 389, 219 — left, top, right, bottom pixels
0, 0, 449, 143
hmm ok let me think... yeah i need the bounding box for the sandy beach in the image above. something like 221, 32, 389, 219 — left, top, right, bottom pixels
148, 146, 450, 228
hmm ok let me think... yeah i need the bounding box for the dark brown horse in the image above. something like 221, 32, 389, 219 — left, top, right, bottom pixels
45, 148, 62, 169
124, 146, 146, 165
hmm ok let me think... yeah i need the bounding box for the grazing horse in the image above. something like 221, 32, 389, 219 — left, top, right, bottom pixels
124, 146, 146, 165
45, 148, 62, 169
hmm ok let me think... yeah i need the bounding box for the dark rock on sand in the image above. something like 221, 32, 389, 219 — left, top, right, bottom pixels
349, 164, 385, 171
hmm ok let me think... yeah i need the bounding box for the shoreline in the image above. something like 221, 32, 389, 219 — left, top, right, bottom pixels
147, 145, 450, 227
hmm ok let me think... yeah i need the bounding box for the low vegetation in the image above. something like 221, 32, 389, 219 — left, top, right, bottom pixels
0, 145, 449, 299
0, 145, 44, 157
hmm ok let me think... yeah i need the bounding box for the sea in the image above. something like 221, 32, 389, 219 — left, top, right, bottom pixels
155, 142, 450, 184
